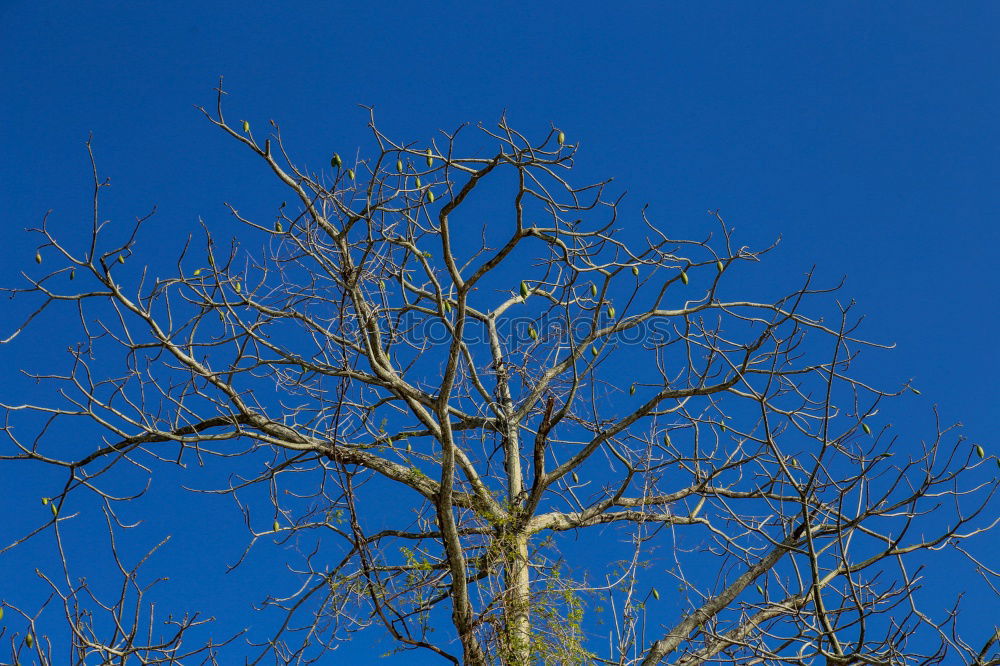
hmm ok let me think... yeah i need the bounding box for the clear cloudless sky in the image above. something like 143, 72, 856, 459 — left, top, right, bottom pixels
1, 2, 997, 663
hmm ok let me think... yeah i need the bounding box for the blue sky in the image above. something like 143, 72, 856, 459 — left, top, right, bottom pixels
1, 2, 997, 663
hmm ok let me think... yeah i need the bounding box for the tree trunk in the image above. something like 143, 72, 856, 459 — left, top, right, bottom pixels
505, 530, 531, 665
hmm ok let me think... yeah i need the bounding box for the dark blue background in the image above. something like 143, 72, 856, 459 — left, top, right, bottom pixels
1, 2, 996, 663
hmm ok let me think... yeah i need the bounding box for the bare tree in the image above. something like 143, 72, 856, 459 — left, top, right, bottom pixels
2, 81, 998, 665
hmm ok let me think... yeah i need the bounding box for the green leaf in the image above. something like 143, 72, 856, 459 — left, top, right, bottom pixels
911, 387, 921, 395
426, 190, 435, 203
591, 345, 598, 357
242, 120, 250, 133
607, 305, 616, 319
117, 255, 125, 264
529, 326, 538, 340
415, 176, 422, 188
632, 265, 640, 277
716, 260, 724, 273
426, 149, 434, 167
69, 269, 75, 280
975, 444, 985, 458
862, 422, 872, 435
590, 283, 598, 297
756, 584, 764, 596
520, 281, 529, 299
275, 221, 283, 233
396, 158, 404, 173
629, 383, 636, 396
193, 268, 202, 276
330, 153, 342, 169
347, 168, 355, 180
557, 130, 566, 145
35, 252, 42, 264
651, 587, 660, 600
25, 632, 33, 648
273, 520, 280, 532
680, 271, 689, 285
